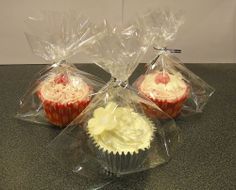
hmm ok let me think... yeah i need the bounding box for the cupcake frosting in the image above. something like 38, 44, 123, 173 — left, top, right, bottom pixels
39, 74, 90, 104
140, 71, 187, 101
87, 102, 154, 154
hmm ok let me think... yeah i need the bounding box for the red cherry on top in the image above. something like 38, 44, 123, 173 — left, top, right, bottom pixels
54, 74, 69, 85
155, 72, 170, 84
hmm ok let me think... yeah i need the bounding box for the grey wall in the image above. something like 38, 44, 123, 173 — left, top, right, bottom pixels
0, 0, 235, 64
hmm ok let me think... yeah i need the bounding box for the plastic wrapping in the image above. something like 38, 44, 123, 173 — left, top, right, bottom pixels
48, 22, 181, 188
133, 10, 215, 118
16, 11, 105, 127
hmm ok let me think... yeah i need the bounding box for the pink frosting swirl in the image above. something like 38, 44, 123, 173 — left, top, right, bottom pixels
39, 74, 90, 104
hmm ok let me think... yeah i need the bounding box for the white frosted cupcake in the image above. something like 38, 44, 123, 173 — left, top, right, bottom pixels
37, 73, 91, 127
137, 71, 190, 118
87, 102, 154, 175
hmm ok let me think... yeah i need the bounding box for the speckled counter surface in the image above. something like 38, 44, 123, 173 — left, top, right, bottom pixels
0, 64, 235, 190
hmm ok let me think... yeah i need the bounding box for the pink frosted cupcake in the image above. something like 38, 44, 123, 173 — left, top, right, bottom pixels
37, 74, 92, 127
137, 71, 190, 119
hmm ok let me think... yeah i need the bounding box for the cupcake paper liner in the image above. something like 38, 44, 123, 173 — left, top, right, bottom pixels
145, 87, 190, 119
38, 91, 90, 127
88, 137, 149, 176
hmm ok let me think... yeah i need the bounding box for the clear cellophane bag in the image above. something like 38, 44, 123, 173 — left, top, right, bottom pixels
16, 11, 105, 128
133, 10, 215, 118
48, 21, 181, 189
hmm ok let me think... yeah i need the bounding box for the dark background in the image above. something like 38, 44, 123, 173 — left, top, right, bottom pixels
0, 64, 235, 190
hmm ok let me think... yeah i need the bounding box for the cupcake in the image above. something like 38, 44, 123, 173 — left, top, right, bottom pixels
37, 73, 92, 127
87, 102, 154, 175
137, 71, 190, 119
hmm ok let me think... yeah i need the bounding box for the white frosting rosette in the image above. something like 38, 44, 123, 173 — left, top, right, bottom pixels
139, 71, 188, 102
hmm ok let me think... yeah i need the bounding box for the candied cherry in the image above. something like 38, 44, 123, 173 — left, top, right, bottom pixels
54, 74, 69, 85
155, 72, 170, 84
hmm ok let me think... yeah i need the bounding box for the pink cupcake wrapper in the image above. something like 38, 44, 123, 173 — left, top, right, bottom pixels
37, 91, 91, 127
151, 88, 189, 119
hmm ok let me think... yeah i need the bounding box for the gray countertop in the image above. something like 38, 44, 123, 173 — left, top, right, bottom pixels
0, 63, 235, 190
